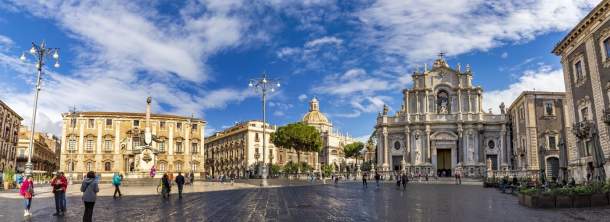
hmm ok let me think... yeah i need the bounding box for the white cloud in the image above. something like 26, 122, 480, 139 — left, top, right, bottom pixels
0, 34, 13, 50
0, 0, 260, 135
484, 65, 565, 113
313, 68, 409, 96
357, 0, 600, 62
501, 52, 509, 59
298, 94, 308, 102
304, 36, 343, 48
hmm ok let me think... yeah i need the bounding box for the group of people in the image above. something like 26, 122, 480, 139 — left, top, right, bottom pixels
17, 171, 101, 222
160, 172, 188, 199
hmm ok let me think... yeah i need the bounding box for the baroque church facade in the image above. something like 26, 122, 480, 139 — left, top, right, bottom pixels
375, 56, 509, 177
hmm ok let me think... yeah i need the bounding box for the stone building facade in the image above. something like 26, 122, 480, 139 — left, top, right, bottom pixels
59, 110, 206, 180
302, 98, 358, 170
553, 0, 610, 183
507, 91, 570, 180
16, 126, 59, 175
0, 100, 22, 173
205, 120, 318, 178
375, 56, 509, 177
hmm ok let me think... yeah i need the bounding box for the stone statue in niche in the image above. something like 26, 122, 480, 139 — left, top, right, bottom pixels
383, 104, 389, 116
437, 91, 449, 114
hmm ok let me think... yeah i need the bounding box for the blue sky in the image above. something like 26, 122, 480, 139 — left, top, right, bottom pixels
0, 0, 600, 140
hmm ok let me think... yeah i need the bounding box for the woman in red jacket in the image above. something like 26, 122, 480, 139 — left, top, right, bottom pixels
19, 175, 34, 218
51, 172, 68, 216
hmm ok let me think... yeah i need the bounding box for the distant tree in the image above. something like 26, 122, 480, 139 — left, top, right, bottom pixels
271, 122, 322, 173
321, 164, 334, 178
270, 164, 282, 177
283, 161, 299, 174
343, 142, 365, 170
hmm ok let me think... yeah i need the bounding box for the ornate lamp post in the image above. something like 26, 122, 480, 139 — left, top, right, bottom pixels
249, 73, 280, 186
19, 41, 60, 177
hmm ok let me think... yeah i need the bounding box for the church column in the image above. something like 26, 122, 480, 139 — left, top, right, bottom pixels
501, 125, 507, 167
467, 91, 472, 113
458, 127, 464, 164
405, 127, 410, 164
416, 91, 420, 114
382, 128, 389, 171
426, 126, 431, 163
457, 89, 462, 113
424, 90, 429, 114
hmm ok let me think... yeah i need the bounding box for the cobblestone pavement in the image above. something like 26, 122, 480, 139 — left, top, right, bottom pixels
1, 182, 610, 222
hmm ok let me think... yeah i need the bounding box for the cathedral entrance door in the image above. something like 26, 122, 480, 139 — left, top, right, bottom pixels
392, 156, 403, 171
437, 149, 452, 177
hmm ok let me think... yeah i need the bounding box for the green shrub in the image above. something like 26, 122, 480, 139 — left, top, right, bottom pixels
551, 187, 574, 196
321, 164, 333, 178
572, 185, 593, 195
519, 187, 539, 195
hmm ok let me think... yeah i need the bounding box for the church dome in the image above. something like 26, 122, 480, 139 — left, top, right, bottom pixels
302, 97, 330, 124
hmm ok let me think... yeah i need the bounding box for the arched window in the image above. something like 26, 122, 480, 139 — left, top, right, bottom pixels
104, 162, 111, 171
394, 141, 401, 150
159, 162, 167, 172
86, 161, 94, 171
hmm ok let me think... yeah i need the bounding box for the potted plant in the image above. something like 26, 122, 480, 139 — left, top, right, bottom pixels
537, 190, 556, 208
553, 187, 574, 208
3, 169, 15, 190
590, 182, 609, 207
572, 186, 592, 208
519, 188, 539, 207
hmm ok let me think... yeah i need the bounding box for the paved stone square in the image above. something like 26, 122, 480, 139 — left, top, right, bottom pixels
1, 181, 609, 221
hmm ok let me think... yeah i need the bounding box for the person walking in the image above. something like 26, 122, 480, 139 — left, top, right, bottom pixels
175, 172, 185, 198
374, 173, 381, 187
19, 175, 34, 218
51, 172, 68, 216
362, 172, 368, 188
396, 173, 401, 188
401, 173, 408, 191
161, 173, 171, 199
112, 172, 123, 199
81, 171, 99, 222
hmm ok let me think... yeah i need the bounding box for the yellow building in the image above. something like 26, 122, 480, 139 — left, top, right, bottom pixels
16, 126, 59, 175
0, 100, 22, 173
60, 100, 206, 179
205, 120, 318, 178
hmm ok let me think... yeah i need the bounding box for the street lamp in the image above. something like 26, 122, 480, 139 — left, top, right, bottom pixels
20, 41, 60, 177
249, 73, 280, 186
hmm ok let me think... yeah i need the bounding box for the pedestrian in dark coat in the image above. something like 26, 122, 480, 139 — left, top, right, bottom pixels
175, 172, 185, 198
81, 171, 99, 222
401, 174, 408, 190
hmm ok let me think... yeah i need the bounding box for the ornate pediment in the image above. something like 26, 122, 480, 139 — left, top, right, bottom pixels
431, 131, 458, 141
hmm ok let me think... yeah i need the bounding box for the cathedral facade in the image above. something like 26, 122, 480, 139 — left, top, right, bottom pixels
375, 56, 509, 177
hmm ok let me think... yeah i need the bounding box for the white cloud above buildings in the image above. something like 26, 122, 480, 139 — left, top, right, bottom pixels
483, 65, 566, 114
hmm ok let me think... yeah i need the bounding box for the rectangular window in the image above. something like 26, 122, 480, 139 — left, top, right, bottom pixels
105, 119, 112, 127
70, 119, 77, 128
176, 163, 182, 172
104, 140, 113, 151
545, 102, 554, 116
575, 61, 583, 81
191, 143, 198, 153
133, 120, 140, 127
88, 119, 95, 128
176, 142, 183, 153
585, 141, 593, 156
86, 139, 94, 151
68, 139, 77, 151
548, 136, 557, 150
158, 142, 165, 152
86, 162, 93, 171
192, 123, 197, 131
133, 140, 140, 148
177, 122, 182, 129
160, 121, 166, 129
